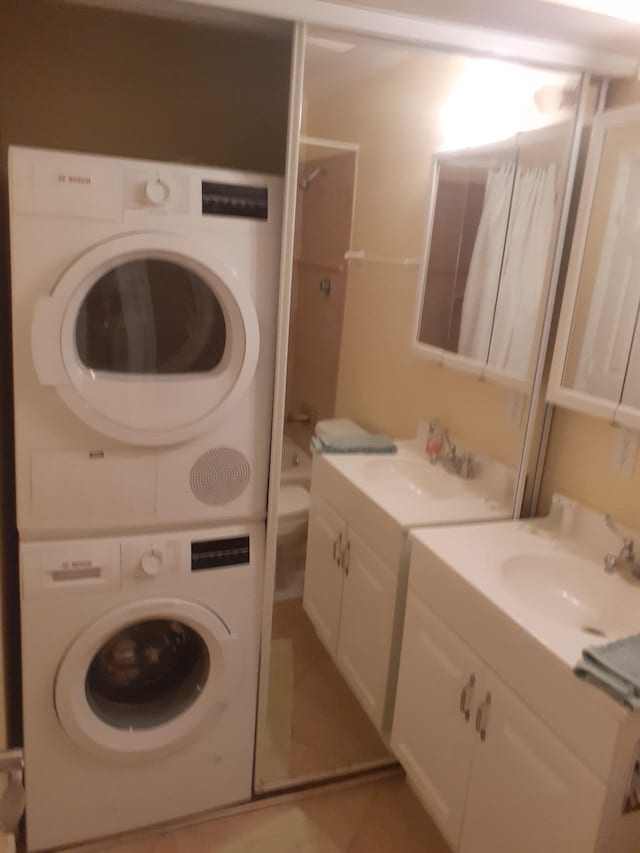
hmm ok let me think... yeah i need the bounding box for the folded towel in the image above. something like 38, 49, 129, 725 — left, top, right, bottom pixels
311, 433, 397, 455
315, 419, 368, 441
575, 634, 640, 710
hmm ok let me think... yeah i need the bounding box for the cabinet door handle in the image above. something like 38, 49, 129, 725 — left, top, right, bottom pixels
459, 673, 475, 722
332, 532, 343, 567
475, 691, 492, 742
342, 540, 351, 575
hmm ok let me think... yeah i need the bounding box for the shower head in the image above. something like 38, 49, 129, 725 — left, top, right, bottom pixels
299, 166, 327, 191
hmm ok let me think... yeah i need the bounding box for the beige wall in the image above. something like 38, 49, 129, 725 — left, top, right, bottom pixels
305, 54, 526, 467
0, 0, 291, 746
538, 82, 640, 525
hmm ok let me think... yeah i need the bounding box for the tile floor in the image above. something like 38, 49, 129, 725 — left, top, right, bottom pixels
97, 774, 452, 853
256, 597, 391, 786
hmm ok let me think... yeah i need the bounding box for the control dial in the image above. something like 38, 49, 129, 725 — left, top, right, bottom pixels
140, 550, 162, 578
144, 179, 170, 206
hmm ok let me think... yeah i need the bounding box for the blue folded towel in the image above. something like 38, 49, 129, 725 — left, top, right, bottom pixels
575, 634, 640, 710
311, 433, 397, 455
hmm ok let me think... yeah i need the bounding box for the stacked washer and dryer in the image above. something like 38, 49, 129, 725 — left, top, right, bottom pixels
8, 147, 283, 850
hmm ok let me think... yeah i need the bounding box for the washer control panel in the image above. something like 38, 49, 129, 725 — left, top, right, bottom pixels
123, 168, 190, 215
121, 538, 182, 584
21, 523, 258, 599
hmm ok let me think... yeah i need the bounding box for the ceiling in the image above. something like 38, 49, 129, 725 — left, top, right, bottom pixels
332, 0, 640, 58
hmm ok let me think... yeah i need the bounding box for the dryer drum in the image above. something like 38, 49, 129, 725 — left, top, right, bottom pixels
75, 259, 227, 375
190, 447, 251, 505
85, 619, 210, 730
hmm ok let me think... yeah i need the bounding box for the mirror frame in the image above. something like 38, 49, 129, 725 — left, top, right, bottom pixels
547, 101, 640, 428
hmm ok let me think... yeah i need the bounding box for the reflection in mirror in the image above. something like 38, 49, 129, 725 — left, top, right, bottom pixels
562, 107, 640, 405
417, 68, 578, 385
487, 125, 569, 383
419, 146, 516, 360
256, 28, 581, 794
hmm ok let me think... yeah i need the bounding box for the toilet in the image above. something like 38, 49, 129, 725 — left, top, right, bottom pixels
275, 483, 310, 600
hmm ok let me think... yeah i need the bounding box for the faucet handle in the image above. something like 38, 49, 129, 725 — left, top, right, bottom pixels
605, 513, 633, 546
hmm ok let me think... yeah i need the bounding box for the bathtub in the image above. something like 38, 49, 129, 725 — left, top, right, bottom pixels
280, 436, 312, 487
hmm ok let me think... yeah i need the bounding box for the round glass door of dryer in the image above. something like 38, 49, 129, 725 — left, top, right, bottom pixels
55, 598, 242, 759
75, 260, 227, 377
31, 233, 260, 446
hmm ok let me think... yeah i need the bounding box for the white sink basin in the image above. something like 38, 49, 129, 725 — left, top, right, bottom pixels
362, 458, 462, 500
501, 551, 638, 638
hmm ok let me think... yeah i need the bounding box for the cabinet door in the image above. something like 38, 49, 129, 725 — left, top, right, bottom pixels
390, 597, 485, 849
336, 525, 397, 730
460, 671, 605, 853
302, 497, 346, 658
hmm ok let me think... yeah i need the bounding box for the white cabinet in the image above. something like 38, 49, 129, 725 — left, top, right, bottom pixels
303, 495, 399, 730
461, 671, 604, 853
302, 497, 345, 656
391, 597, 485, 849
337, 525, 396, 726
392, 600, 605, 853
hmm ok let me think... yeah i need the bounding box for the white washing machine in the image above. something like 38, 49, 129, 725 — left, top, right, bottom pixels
20, 522, 263, 851
9, 146, 282, 538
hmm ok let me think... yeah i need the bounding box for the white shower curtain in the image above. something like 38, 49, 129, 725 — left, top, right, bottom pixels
458, 164, 515, 360
487, 163, 556, 379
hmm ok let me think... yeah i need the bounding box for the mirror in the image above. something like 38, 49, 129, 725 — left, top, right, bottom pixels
418, 145, 517, 362
554, 105, 640, 415
418, 145, 515, 363
255, 27, 583, 794
416, 72, 578, 386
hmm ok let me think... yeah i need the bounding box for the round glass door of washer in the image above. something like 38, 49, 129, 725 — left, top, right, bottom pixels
32, 233, 260, 446
55, 598, 242, 759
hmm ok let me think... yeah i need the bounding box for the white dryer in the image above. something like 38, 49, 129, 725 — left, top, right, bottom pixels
9, 147, 282, 537
20, 522, 263, 851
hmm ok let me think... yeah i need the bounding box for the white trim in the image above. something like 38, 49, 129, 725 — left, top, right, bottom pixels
612, 403, 640, 431
442, 351, 484, 378
254, 23, 306, 795
546, 383, 617, 420
344, 250, 420, 266
412, 152, 443, 361
547, 102, 640, 421
67, 0, 637, 77
482, 364, 529, 393
299, 135, 360, 153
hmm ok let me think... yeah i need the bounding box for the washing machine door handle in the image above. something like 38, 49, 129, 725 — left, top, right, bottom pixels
32, 296, 68, 386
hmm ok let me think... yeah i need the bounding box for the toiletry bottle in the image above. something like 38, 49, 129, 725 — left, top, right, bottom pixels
426, 418, 444, 463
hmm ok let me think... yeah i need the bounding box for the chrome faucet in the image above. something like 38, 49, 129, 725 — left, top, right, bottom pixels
604, 514, 640, 579
442, 435, 474, 479
427, 420, 474, 479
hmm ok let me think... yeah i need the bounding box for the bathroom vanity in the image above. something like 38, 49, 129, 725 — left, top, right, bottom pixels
303, 441, 515, 733
391, 500, 640, 853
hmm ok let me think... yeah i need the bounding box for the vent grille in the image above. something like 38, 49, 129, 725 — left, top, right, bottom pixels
190, 447, 250, 506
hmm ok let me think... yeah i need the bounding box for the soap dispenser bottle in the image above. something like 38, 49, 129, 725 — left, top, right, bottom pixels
426, 418, 445, 463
